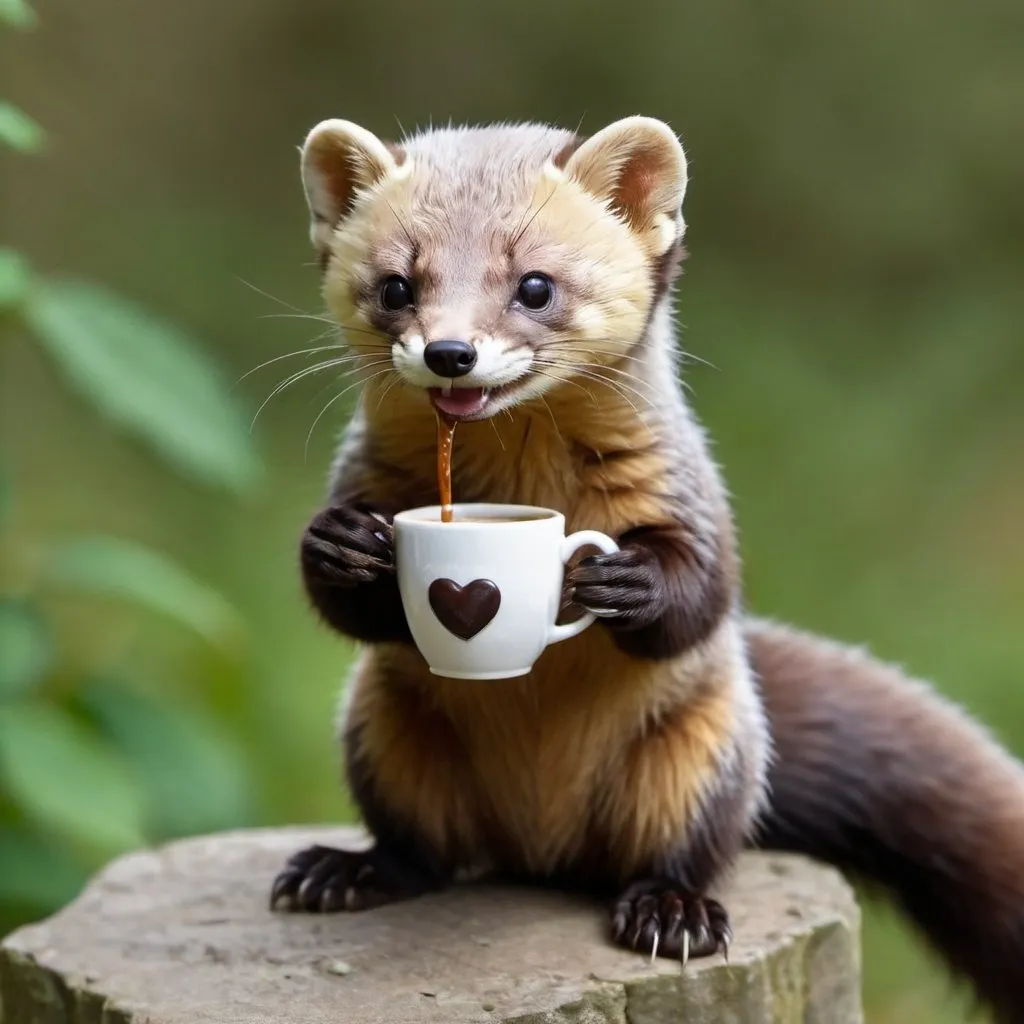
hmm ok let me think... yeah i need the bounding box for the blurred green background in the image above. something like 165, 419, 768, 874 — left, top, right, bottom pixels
1, 0, 1021, 1019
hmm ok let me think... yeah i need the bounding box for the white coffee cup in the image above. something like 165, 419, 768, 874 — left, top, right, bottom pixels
392, 503, 619, 680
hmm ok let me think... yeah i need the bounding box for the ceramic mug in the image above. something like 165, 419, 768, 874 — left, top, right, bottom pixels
392, 503, 619, 680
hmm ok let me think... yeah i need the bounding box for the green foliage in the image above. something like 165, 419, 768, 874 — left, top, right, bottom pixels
0, 600, 52, 697
0, 102, 43, 152
0, 7, 263, 931
26, 280, 260, 495
0, 0, 35, 31
0, 828, 87, 910
0, 249, 32, 310
0, 702, 146, 854
78, 679, 252, 840
3, 1, 1022, 1020
43, 537, 246, 654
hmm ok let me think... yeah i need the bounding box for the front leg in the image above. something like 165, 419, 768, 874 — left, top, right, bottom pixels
567, 522, 734, 659
269, 712, 455, 914
301, 504, 413, 645
272, 653, 472, 915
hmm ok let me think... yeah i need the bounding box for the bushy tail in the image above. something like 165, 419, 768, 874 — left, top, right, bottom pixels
745, 618, 1024, 1023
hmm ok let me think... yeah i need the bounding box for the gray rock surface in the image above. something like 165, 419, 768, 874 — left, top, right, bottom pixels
0, 826, 862, 1023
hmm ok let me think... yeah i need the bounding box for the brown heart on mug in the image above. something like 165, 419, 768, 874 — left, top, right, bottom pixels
427, 578, 501, 640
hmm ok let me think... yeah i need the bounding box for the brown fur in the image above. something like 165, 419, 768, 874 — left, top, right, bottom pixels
318, 294, 752, 879
747, 618, 1024, 1022
279, 116, 1024, 1020
341, 619, 751, 885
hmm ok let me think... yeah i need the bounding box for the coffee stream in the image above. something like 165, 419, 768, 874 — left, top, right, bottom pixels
436, 410, 457, 523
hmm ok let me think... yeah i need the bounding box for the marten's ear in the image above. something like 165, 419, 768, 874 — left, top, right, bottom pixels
562, 116, 687, 255
300, 119, 407, 260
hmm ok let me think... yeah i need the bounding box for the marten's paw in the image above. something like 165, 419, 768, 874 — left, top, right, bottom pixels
301, 505, 394, 588
611, 879, 731, 965
269, 844, 428, 913
568, 547, 662, 624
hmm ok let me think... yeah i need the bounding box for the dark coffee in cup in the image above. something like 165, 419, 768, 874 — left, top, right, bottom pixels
452, 513, 551, 523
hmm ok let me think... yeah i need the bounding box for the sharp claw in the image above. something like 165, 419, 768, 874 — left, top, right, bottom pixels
581, 605, 621, 618
681, 929, 690, 969
719, 937, 730, 964
269, 875, 293, 911
650, 927, 660, 964
296, 876, 319, 909
320, 886, 339, 913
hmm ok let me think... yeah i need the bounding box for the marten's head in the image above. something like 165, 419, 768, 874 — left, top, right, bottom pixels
301, 116, 688, 423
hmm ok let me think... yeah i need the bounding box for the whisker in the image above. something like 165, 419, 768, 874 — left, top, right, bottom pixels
572, 372, 647, 420
535, 356, 657, 409
680, 349, 720, 372
534, 337, 689, 402
251, 356, 391, 431
569, 360, 653, 386
305, 359, 394, 408
487, 417, 507, 452
538, 396, 566, 447
537, 326, 719, 380
257, 312, 336, 326
528, 366, 601, 413
372, 373, 405, 413
235, 338, 354, 385
384, 197, 416, 250
273, 354, 380, 396
304, 368, 394, 459
509, 175, 563, 251
258, 313, 391, 343
534, 360, 653, 422
235, 277, 310, 314
530, 365, 596, 402
572, 367, 657, 413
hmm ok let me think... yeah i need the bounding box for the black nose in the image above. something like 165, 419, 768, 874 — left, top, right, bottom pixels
423, 339, 477, 378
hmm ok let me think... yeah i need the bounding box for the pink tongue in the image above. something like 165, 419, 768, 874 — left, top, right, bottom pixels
430, 387, 487, 417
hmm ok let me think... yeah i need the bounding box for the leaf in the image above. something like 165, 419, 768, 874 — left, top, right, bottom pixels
0, 102, 44, 152
0, 248, 33, 311
25, 279, 261, 494
42, 536, 246, 655
78, 679, 252, 839
0, 0, 37, 28
0, 827, 88, 909
0, 702, 145, 853
0, 600, 52, 698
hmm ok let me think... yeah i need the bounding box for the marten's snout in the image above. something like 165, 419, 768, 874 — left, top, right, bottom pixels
423, 340, 477, 378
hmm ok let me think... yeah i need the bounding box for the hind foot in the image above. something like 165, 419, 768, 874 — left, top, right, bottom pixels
611, 878, 731, 965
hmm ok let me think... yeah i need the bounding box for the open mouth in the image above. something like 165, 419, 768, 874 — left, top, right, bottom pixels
427, 384, 513, 421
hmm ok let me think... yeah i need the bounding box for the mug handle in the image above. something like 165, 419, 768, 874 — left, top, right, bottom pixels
546, 530, 620, 645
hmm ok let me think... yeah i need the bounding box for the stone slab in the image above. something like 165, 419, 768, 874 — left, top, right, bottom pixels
0, 826, 862, 1023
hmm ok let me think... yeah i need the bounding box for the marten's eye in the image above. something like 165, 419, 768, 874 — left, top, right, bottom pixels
516, 273, 553, 311
380, 275, 414, 311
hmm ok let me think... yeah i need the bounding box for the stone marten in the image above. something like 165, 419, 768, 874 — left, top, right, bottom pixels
270, 115, 1024, 1020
